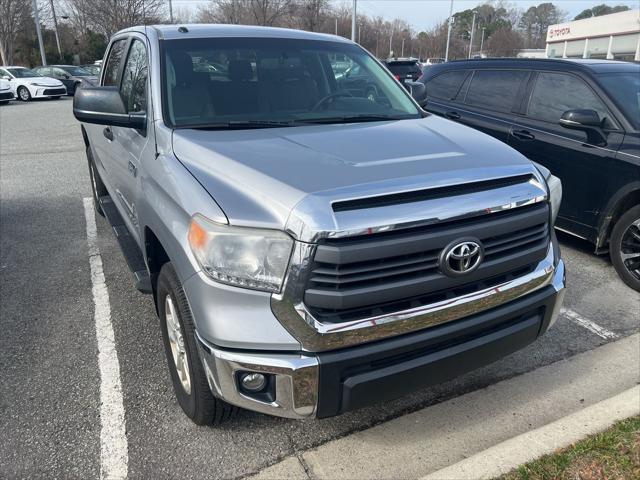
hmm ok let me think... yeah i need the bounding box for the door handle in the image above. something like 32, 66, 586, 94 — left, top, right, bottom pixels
511, 129, 535, 141
103, 127, 114, 141
444, 111, 461, 120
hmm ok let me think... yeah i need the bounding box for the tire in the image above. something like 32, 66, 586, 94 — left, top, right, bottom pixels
17, 86, 31, 102
157, 263, 238, 425
87, 147, 107, 217
610, 205, 640, 292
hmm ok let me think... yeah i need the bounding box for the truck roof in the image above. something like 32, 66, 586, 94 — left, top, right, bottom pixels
119, 24, 352, 43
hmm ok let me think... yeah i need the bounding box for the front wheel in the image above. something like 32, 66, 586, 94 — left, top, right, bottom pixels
610, 205, 640, 292
157, 263, 237, 425
17, 86, 31, 102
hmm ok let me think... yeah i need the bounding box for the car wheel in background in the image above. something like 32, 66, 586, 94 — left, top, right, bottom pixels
87, 147, 107, 217
156, 262, 238, 425
610, 205, 640, 292
17, 86, 31, 102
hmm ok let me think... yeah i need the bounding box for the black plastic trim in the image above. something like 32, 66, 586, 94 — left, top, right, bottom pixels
315, 285, 559, 418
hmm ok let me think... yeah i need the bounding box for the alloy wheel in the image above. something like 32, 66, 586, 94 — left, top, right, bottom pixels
620, 218, 640, 281
164, 294, 192, 395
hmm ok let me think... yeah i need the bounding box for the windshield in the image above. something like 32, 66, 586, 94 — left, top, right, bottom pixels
7, 68, 39, 78
61, 66, 92, 76
161, 37, 420, 128
598, 72, 640, 130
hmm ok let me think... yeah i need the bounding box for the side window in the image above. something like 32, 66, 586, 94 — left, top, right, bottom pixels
120, 39, 148, 113
465, 70, 529, 113
528, 72, 615, 129
426, 70, 468, 101
0, 69, 10, 79
53, 67, 67, 78
103, 39, 128, 86
36, 67, 51, 76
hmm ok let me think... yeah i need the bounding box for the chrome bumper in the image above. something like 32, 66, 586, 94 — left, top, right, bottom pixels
196, 256, 565, 419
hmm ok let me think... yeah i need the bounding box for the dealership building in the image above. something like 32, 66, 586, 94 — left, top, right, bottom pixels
545, 9, 640, 61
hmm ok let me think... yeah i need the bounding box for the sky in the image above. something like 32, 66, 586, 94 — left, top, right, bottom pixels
169, 0, 640, 30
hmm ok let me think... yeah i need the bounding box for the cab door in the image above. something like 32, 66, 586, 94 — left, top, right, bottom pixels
106, 36, 151, 244
508, 71, 624, 242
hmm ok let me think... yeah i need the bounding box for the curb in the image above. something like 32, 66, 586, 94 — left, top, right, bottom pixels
422, 385, 640, 479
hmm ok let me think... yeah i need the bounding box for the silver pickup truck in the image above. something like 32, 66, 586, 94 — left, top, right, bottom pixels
74, 24, 565, 425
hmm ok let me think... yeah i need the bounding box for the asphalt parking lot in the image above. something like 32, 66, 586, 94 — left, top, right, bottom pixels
1, 97, 638, 479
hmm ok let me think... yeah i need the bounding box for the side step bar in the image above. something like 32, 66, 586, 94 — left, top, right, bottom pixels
98, 196, 152, 294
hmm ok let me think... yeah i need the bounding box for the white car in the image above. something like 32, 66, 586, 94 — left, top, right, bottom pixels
0, 66, 67, 101
0, 78, 14, 104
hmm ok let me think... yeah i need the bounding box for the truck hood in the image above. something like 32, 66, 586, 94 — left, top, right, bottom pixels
172, 116, 544, 238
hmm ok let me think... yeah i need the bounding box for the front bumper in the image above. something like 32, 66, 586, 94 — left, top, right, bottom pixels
196, 256, 565, 419
0, 90, 14, 101
33, 87, 66, 97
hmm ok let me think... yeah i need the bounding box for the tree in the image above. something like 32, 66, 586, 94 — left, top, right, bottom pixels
574, 4, 630, 20
0, 0, 31, 65
293, 0, 329, 32
486, 26, 523, 57
518, 2, 565, 48
197, 0, 249, 24
249, 0, 292, 27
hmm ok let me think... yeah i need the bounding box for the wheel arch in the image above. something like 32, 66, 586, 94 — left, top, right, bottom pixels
596, 182, 640, 250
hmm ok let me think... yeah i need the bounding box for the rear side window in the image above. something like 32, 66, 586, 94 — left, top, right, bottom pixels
120, 39, 148, 113
426, 70, 468, 100
465, 70, 528, 113
103, 39, 128, 86
528, 72, 615, 128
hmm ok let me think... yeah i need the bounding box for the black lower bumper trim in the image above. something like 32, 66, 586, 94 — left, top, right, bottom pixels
315, 285, 560, 418
0, 91, 13, 100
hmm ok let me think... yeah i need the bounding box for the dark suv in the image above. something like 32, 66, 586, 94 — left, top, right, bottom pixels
415, 58, 640, 291
385, 58, 422, 87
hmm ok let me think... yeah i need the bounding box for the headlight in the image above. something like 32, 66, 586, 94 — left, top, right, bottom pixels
546, 174, 562, 224
188, 214, 294, 293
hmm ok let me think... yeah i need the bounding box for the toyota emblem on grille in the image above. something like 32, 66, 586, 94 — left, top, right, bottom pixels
440, 239, 484, 277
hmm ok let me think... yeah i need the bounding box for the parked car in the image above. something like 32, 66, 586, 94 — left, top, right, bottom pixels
74, 25, 564, 425
423, 57, 445, 67
335, 63, 380, 101
0, 78, 14, 103
80, 64, 102, 76
384, 58, 422, 86
32, 65, 98, 95
0, 66, 66, 101
414, 58, 640, 291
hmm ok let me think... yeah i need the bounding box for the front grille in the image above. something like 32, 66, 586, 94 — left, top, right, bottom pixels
304, 202, 549, 322
43, 88, 65, 95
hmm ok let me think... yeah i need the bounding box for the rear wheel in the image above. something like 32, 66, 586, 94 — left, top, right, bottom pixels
87, 147, 107, 217
610, 205, 640, 292
157, 263, 238, 425
17, 86, 31, 102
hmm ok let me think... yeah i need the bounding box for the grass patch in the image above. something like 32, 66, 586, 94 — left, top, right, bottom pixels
499, 415, 640, 480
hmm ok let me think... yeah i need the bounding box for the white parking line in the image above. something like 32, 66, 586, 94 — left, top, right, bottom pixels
561, 308, 619, 340
83, 197, 128, 480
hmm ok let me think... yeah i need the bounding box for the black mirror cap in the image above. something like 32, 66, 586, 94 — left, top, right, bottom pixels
406, 81, 427, 106
73, 86, 146, 130
559, 109, 601, 128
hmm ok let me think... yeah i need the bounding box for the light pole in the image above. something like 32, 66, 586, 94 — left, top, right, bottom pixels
49, 0, 63, 62
445, 0, 455, 61
32, 0, 46, 66
468, 10, 477, 59
351, 0, 357, 42
480, 27, 486, 56
335, 18, 338, 35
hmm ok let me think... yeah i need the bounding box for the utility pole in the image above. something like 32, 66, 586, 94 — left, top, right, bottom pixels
351, 0, 356, 42
389, 25, 394, 58
32, 0, 46, 66
444, 0, 454, 61
468, 10, 477, 59
169, 0, 174, 23
480, 27, 486, 56
401, 37, 405, 57
358, 24, 361, 44
335, 18, 338, 35
49, 0, 63, 61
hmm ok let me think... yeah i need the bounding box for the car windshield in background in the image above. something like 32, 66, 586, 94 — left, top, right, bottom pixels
62, 66, 92, 76
160, 37, 420, 129
7, 68, 39, 78
598, 72, 640, 130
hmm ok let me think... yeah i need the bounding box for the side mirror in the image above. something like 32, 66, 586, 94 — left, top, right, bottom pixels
406, 81, 427, 106
73, 87, 146, 130
559, 109, 607, 146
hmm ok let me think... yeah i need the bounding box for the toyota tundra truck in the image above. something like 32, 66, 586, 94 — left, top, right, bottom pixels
73, 24, 565, 424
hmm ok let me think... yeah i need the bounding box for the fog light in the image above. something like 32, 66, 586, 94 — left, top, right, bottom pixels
240, 372, 267, 392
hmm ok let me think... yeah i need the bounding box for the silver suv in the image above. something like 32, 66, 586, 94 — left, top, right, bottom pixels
74, 25, 565, 424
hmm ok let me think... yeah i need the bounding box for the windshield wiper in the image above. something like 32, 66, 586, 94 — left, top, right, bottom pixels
191, 120, 295, 130
296, 114, 410, 125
